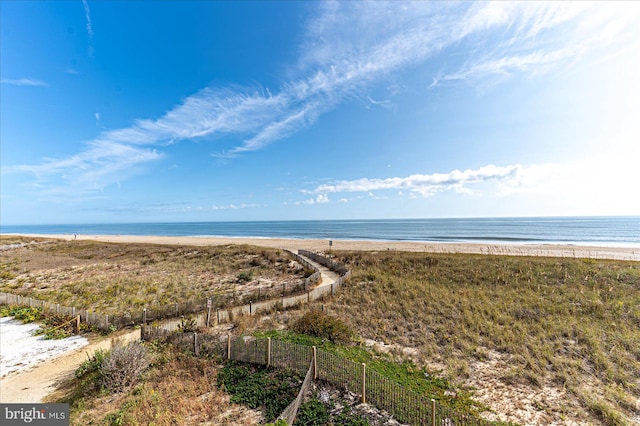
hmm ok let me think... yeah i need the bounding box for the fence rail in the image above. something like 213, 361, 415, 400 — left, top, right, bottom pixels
0, 249, 327, 332
141, 326, 491, 426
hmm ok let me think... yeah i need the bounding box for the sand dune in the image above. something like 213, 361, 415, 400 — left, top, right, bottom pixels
18, 233, 640, 261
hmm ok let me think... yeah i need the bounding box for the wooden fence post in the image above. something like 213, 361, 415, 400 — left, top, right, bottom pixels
72, 306, 75, 317
227, 334, 231, 360
75, 315, 80, 334
361, 363, 366, 403
431, 398, 436, 426
313, 346, 317, 380
143, 308, 147, 325
105, 314, 109, 329
266, 337, 271, 367
194, 333, 199, 356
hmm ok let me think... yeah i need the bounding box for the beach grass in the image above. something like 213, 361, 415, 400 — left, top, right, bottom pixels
323, 251, 640, 424
5, 236, 640, 424
0, 238, 307, 315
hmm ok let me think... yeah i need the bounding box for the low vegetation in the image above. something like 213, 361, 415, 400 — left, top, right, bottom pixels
292, 310, 354, 344
217, 362, 303, 421
0, 304, 82, 339
325, 251, 640, 425
0, 238, 307, 314
52, 341, 261, 425
6, 237, 636, 424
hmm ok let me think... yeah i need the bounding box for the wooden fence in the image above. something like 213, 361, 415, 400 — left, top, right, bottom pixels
0, 250, 325, 332
141, 327, 491, 426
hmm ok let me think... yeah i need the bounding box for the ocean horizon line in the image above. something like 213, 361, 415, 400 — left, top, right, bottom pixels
2, 216, 638, 248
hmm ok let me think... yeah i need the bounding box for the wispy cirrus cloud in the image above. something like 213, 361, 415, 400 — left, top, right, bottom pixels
8, 2, 639, 194
82, 0, 94, 39
1, 78, 48, 87
5, 141, 163, 195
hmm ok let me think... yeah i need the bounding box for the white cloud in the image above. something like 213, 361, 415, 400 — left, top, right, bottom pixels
1, 78, 48, 87
8, 2, 639, 195
307, 164, 521, 197
82, 0, 94, 39
297, 194, 330, 205
5, 142, 163, 195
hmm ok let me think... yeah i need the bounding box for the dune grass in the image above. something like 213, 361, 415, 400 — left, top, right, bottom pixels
324, 251, 640, 425
0, 238, 306, 314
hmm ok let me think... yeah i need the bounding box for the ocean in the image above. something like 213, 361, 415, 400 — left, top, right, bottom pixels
1, 217, 639, 247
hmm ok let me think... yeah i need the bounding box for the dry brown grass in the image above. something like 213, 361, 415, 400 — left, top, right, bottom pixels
321, 251, 640, 425
51, 343, 262, 425
0, 238, 306, 314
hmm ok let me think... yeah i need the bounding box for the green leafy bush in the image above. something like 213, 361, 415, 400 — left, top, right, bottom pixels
217, 362, 303, 421
177, 316, 199, 333
294, 399, 329, 426
1, 305, 43, 323
292, 310, 354, 345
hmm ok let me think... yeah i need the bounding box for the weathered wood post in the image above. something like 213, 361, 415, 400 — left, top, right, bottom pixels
227, 334, 231, 360
194, 333, 199, 356
313, 346, 317, 380
206, 299, 212, 327
266, 337, 271, 367
361, 363, 366, 403
431, 398, 436, 426
143, 308, 147, 325
76, 315, 81, 334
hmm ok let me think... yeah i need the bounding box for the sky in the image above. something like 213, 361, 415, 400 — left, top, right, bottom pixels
1, 1, 639, 225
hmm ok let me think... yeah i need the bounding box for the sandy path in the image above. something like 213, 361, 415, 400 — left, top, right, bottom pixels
0, 328, 140, 403
19, 233, 640, 261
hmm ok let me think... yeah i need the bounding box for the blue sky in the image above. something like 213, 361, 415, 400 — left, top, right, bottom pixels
1, 1, 639, 225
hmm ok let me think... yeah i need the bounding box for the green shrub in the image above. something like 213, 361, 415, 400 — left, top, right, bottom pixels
294, 399, 329, 426
177, 316, 198, 333
292, 310, 354, 344
237, 271, 253, 283
75, 349, 108, 380
35, 312, 77, 339
217, 362, 303, 421
1, 305, 43, 323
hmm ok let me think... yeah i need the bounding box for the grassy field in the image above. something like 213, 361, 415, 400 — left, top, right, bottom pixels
324, 251, 640, 425
3, 237, 639, 424
0, 236, 309, 314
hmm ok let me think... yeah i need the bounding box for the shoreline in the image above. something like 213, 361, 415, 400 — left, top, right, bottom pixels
12, 233, 640, 261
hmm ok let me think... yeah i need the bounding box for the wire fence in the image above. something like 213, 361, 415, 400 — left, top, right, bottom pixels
141, 326, 492, 426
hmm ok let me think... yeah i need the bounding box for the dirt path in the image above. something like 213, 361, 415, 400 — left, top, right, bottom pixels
0, 328, 140, 403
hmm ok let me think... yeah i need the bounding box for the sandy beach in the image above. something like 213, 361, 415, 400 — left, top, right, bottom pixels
18, 233, 640, 261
